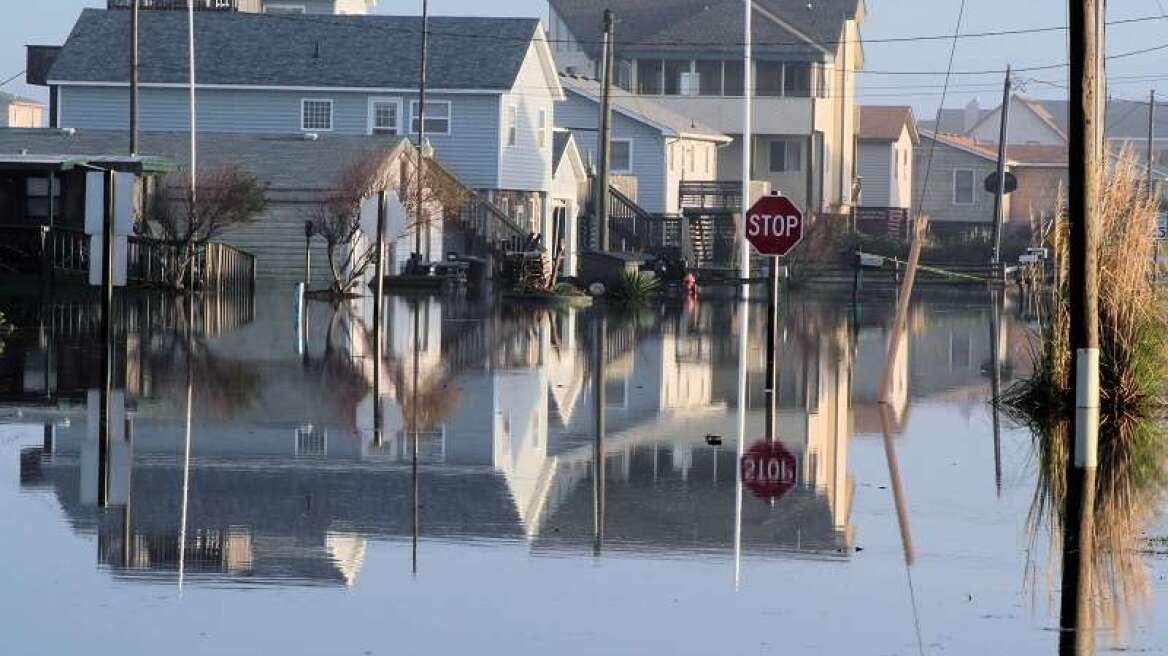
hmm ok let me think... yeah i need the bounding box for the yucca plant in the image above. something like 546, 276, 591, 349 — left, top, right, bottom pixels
608, 269, 661, 305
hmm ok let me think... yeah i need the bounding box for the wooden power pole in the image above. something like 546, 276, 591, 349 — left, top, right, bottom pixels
595, 9, 615, 252
1148, 90, 1157, 197
991, 67, 1012, 266
1068, 0, 1102, 470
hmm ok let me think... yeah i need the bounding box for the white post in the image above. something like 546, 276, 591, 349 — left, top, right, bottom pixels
188, 2, 197, 208
740, 0, 753, 285
733, 298, 750, 589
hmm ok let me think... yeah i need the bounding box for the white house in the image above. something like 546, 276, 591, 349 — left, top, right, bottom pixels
857, 106, 918, 211
550, 130, 586, 277
0, 92, 44, 128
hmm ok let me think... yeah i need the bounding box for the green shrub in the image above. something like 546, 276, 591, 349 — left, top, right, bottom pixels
608, 270, 661, 305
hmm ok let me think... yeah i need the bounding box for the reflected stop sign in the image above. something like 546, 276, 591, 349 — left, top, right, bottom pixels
745, 194, 804, 256
740, 441, 798, 502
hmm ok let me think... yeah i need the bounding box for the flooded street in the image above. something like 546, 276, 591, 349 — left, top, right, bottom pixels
1, 287, 1166, 655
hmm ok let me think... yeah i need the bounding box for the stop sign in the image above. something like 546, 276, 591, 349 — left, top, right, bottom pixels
745, 194, 804, 256
740, 440, 798, 502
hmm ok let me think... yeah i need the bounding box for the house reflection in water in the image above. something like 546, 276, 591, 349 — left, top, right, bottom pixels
12, 291, 888, 587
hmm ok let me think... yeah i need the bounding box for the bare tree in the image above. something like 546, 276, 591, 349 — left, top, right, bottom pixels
309, 148, 471, 298
142, 164, 266, 291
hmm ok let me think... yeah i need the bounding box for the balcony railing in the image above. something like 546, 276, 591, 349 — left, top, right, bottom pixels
679, 180, 772, 215
106, 0, 252, 10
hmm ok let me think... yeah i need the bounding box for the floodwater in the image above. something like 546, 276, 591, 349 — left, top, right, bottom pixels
1, 285, 1165, 655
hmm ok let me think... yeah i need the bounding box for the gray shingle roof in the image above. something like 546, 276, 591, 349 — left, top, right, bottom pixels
49, 9, 541, 90
552, 130, 574, 173
0, 128, 407, 190
550, 0, 862, 57
560, 74, 729, 142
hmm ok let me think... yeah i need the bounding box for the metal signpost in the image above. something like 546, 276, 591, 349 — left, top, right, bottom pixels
740, 191, 804, 499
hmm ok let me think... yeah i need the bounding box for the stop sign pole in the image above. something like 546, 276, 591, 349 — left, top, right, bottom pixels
744, 191, 805, 439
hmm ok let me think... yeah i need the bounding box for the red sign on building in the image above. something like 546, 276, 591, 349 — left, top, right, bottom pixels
740, 441, 798, 502
744, 194, 804, 257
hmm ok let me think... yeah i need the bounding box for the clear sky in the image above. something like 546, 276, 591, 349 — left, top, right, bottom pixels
5, 0, 1168, 117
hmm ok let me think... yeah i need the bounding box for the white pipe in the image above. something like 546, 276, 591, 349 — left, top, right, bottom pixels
188, 2, 197, 207
733, 298, 750, 589
739, 0, 753, 286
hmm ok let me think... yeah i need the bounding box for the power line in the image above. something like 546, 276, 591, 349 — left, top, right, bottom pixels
914, 0, 968, 220
0, 70, 26, 88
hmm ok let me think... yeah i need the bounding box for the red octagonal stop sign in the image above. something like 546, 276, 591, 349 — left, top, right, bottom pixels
740, 440, 798, 502
745, 194, 804, 256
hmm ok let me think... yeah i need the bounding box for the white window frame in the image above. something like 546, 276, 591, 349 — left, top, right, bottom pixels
537, 109, 548, 149
366, 97, 403, 135
610, 139, 633, 174
410, 100, 452, 136
952, 168, 976, 205
505, 104, 518, 147
300, 98, 333, 132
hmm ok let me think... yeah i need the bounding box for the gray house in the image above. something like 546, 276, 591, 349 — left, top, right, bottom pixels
33, 9, 564, 256
556, 74, 729, 216
549, 0, 866, 217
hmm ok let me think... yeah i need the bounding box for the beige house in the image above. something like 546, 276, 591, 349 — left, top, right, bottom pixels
0, 92, 44, 128
548, 0, 866, 217
856, 106, 918, 235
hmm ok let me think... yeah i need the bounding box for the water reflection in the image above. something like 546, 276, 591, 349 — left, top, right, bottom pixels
6, 288, 1044, 594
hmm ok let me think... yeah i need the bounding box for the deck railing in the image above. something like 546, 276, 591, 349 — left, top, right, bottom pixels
127, 237, 256, 291
679, 180, 772, 214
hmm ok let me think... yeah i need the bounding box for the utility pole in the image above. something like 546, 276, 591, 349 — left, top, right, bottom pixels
1068, 0, 1102, 471
130, 0, 140, 155
373, 191, 387, 447
187, 0, 197, 227
1148, 90, 1157, 197
739, 0, 753, 285
415, 0, 430, 260
1061, 1, 1103, 648
991, 67, 1012, 266
595, 9, 615, 252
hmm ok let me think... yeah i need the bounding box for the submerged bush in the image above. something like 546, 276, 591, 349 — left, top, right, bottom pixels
1002, 152, 1167, 422
608, 270, 661, 305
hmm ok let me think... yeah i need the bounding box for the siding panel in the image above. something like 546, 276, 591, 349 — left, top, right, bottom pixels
857, 141, 891, 206
499, 44, 554, 193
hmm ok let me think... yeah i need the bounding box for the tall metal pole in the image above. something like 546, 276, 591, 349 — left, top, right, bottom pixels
98, 170, 116, 508
596, 10, 615, 252
991, 67, 1012, 266
1148, 90, 1157, 197
591, 312, 607, 555
415, 0, 429, 259
1068, 0, 1102, 472
373, 192, 387, 447
739, 0, 754, 285
129, 0, 140, 155
187, 0, 197, 223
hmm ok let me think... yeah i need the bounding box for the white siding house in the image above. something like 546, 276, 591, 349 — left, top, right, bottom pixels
0, 92, 44, 128
38, 9, 565, 265
856, 106, 917, 209
556, 74, 729, 216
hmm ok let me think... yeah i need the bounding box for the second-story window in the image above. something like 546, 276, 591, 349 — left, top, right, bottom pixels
664, 60, 689, 96
637, 59, 664, 95
301, 99, 333, 131
538, 109, 548, 148
696, 60, 723, 96
505, 105, 518, 147
410, 100, 451, 135
769, 139, 801, 173
611, 139, 632, 173
369, 98, 402, 135
785, 63, 812, 97
757, 61, 783, 97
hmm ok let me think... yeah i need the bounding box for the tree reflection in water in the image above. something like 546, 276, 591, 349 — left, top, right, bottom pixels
1024, 417, 1168, 651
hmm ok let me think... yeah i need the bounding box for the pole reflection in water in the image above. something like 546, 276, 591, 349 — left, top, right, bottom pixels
989, 289, 1004, 496
411, 297, 420, 576
177, 295, 195, 593
592, 311, 607, 557
733, 298, 749, 589
1059, 465, 1098, 655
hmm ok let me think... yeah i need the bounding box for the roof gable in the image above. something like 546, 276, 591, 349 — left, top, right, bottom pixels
966, 94, 1068, 143
859, 105, 917, 143
49, 9, 541, 91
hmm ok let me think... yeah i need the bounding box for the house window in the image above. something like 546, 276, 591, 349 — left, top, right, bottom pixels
757, 61, 783, 97
265, 3, 307, 13
953, 169, 976, 205
769, 140, 801, 173
301, 99, 333, 131
784, 62, 812, 97
664, 60, 689, 96
724, 60, 745, 96
410, 100, 451, 135
637, 59, 664, 95
611, 139, 632, 173
505, 105, 518, 146
368, 98, 402, 135
696, 60, 723, 96
25, 176, 60, 220
538, 109, 548, 148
